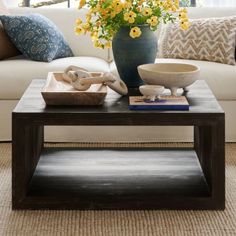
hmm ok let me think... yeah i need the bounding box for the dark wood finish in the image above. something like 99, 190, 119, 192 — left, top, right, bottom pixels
13, 80, 224, 126
12, 80, 225, 210
194, 116, 225, 209
29, 148, 209, 197
17, 148, 211, 210
12, 116, 43, 208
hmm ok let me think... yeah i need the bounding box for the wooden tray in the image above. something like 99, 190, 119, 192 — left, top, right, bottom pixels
41, 72, 107, 105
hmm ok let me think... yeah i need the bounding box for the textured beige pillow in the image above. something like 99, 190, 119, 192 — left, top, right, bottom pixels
158, 16, 236, 65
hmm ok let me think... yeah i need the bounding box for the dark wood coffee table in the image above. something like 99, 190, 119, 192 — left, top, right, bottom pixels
12, 80, 225, 210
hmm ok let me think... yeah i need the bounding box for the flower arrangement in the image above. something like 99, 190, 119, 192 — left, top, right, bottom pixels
75, 0, 190, 48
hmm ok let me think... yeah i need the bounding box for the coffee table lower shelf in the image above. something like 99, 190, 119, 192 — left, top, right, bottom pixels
13, 147, 216, 210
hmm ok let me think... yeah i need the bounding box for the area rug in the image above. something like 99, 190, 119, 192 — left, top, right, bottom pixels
0, 143, 236, 236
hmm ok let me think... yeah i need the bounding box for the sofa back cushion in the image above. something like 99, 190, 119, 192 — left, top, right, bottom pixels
9, 7, 109, 61
157, 7, 236, 63
158, 16, 236, 65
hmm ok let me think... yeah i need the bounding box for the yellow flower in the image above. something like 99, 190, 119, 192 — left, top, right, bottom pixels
86, 13, 92, 22
142, 7, 153, 16
79, 0, 86, 9
92, 5, 100, 12
163, 2, 172, 11
129, 27, 142, 38
124, 1, 132, 9
147, 16, 159, 27
158, 0, 163, 7
136, 6, 141, 12
94, 40, 103, 48
179, 8, 188, 17
96, 21, 102, 27
82, 23, 90, 32
100, 9, 109, 16
180, 8, 187, 14
179, 8, 189, 30
175, 0, 180, 9
111, 11, 117, 19
105, 41, 112, 48
124, 11, 136, 24
75, 26, 85, 35
91, 31, 99, 41
112, 0, 123, 14
138, 0, 145, 6
76, 18, 82, 25
179, 11, 188, 19
180, 20, 190, 30
171, 2, 178, 12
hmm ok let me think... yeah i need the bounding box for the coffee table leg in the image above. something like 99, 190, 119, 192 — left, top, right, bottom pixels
194, 116, 225, 209
12, 115, 44, 209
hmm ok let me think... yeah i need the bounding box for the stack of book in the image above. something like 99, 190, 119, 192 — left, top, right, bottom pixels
129, 96, 189, 111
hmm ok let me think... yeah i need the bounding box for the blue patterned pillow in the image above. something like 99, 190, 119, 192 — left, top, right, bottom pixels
0, 14, 73, 62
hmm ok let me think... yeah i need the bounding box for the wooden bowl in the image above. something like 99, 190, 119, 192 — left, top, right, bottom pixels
41, 72, 107, 106
138, 63, 200, 96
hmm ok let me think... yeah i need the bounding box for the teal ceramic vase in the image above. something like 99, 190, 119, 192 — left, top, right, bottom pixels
112, 25, 157, 88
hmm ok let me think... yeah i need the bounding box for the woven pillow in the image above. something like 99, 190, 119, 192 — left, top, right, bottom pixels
158, 16, 236, 65
0, 14, 74, 62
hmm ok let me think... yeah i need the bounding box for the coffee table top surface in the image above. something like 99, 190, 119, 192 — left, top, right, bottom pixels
13, 80, 224, 115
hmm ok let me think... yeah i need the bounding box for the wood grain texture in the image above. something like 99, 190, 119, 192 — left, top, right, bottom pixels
29, 148, 209, 198
12, 115, 43, 208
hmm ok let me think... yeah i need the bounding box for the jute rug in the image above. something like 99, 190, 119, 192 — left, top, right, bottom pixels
0, 143, 236, 236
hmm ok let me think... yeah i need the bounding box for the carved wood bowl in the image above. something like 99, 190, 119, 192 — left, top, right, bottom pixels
138, 63, 200, 96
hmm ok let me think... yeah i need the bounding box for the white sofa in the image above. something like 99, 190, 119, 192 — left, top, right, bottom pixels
1, 7, 236, 142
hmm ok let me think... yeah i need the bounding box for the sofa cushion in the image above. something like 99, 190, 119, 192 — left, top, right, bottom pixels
110, 59, 236, 100
158, 16, 236, 65
0, 13, 74, 62
0, 56, 110, 99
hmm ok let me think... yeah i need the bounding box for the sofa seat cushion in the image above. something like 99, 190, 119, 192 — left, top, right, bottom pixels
110, 58, 236, 100
0, 56, 110, 100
